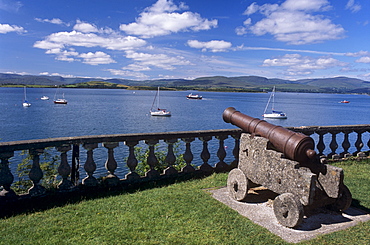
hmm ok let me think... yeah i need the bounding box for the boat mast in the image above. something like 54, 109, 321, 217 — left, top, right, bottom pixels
263, 86, 275, 114
24, 86, 27, 101
151, 87, 159, 111
271, 86, 275, 111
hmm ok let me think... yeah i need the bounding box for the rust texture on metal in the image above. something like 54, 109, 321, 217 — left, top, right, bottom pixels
223, 107, 316, 163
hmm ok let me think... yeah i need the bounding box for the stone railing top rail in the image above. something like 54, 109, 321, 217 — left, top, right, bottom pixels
0, 129, 241, 153
287, 124, 370, 133
1, 124, 370, 153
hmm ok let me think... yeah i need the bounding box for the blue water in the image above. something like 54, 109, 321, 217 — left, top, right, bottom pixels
1, 87, 369, 142
1, 87, 370, 179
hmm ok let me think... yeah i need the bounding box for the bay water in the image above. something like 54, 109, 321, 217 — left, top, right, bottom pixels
1, 87, 369, 142
1, 87, 369, 178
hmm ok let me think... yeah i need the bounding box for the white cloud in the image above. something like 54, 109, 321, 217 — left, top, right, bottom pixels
45, 48, 79, 62
356, 57, 370, 63
238, 0, 345, 45
123, 63, 151, 72
119, 0, 217, 38
124, 50, 192, 70
0, 0, 23, 12
281, 0, 331, 12
243, 2, 259, 15
73, 20, 98, 33
0, 23, 26, 34
262, 53, 347, 75
242, 46, 346, 56
34, 30, 146, 51
187, 40, 232, 52
79, 51, 116, 65
39, 72, 76, 78
345, 0, 361, 13
345, 51, 370, 63
106, 69, 149, 79
33, 20, 146, 65
35, 18, 69, 26
345, 50, 370, 57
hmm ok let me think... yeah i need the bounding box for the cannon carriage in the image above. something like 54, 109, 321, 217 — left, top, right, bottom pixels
223, 107, 352, 228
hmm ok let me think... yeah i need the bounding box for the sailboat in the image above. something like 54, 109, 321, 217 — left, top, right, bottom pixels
22, 87, 31, 107
53, 87, 68, 104
263, 86, 287, 119
150, 87, 171, 117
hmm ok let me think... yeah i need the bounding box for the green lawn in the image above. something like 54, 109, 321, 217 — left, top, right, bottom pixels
0, 159, 369, 245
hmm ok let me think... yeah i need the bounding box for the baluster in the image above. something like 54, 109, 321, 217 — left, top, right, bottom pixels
145, 139, 160, 179
367, 131, 370, 154
0, 151, 16, 198
103, 142, 120, 186
215, 135, 228, 173
199, 136, 213, 174
316, 131, 326, 156
328, 131, 338, 158
164, 139, 178, 176
181, 138, 195, 173
71, 144, 80, 185
125, 140, 140, 181
28, 149, 46, 197
82, 143, 98, 187
230, 133, 240, 169
341, 130, 352, 156
354, 130, 365, 155
56, 145, 74, 191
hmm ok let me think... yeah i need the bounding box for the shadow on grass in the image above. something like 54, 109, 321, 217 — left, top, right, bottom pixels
351, 198, 370, 213
0, 173, 208, 219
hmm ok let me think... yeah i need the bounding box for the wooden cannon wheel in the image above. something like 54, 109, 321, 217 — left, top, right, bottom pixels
273, 193, 304, 228
227, 168, 249, 201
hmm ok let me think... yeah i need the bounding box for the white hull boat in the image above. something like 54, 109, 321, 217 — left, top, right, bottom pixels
22, 87, 31, 107
150, 87, 171, 117
263, 86, 287, 119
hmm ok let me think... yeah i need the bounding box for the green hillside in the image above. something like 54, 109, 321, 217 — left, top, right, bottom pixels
0, 73, 369, 94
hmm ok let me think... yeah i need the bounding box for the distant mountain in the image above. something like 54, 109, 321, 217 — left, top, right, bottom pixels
0, 73, 369, 93
0, 73, 103, 86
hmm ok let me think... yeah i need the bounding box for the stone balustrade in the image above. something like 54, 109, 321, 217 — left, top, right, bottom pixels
0, 129, 241, 200
288, 124, 370, 158
0, 125, 369, 203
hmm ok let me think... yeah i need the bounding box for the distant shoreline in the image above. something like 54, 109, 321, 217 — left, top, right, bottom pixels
0, 83, 368, 95
0, 84, 263, 93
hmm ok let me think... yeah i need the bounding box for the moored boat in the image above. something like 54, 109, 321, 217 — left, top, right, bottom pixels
150, 87, 171, 117
263, 86, 287, 119
22, 87, 31, 107
186, 93, 202, 100
263, 110, 287, 119
54, 98, 68, 104
54, 87, 68, 104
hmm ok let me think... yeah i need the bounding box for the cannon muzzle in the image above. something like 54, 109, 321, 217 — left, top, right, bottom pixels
223, 107, 316, 163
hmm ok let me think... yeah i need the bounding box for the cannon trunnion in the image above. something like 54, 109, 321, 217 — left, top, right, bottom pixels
223, 107, 352, 228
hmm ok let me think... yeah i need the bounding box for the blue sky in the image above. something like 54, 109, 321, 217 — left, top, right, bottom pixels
0, 0, 369, 81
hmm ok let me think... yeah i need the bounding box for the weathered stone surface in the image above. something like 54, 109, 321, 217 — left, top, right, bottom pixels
238, 134, 316, 206
231, 133, 352, 228
227, 168, 249, 201
273, 193, 304, 228
317, 164, 343, 198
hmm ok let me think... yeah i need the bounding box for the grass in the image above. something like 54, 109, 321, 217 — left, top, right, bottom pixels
0, 159, 369, 245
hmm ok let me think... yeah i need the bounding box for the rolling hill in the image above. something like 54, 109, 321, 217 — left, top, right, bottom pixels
0, 73, 369, 93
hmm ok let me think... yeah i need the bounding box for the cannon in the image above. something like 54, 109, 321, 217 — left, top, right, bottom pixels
223, 107, 352, 228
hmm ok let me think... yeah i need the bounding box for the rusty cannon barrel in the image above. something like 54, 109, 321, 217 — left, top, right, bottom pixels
223, 107, 316, 163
